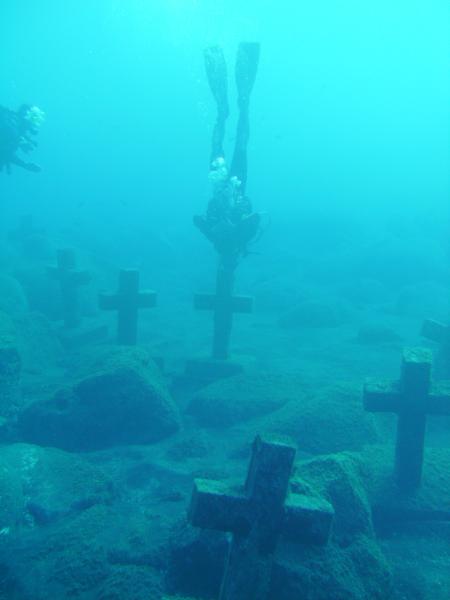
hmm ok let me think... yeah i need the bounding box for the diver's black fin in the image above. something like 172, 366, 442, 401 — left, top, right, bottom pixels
204, 45, 230, 163
235, 42, 260, 108
204, 45, 229, 120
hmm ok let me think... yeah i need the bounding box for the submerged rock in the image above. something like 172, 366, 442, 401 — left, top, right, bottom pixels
0, 443, 114, 542
356, 323, 402, 345
0, 312, 21, 418
18, 346, 181, 451
0, 274, 29, 317
15, 311, 64, 374
261, 380, 378, 455
188, 373, 292, 427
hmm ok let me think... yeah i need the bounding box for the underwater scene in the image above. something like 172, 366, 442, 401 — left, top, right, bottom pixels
0, 1, 449, 598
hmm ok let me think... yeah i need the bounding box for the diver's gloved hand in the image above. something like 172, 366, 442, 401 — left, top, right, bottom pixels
24, 162, 41, 173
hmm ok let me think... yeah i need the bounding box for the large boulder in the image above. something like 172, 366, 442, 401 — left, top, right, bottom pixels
189, 375, 378, 455
260, 380, 379, 455
0, 442, 184, 600
14, 311, 64, 375
0, 312, 21, 418
188, 373, 292, 428
269, 452, 393, 600
0, 275, 28, 317
0, 443, 115, 546
18, 346, 181, 451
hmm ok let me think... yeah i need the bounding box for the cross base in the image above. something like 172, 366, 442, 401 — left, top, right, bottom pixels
363, 445, 450, 533
185, 354, 256, 384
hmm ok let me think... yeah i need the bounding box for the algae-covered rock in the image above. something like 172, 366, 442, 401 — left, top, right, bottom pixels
18, 346, 181, 451
0, 274, 28, 317
267, 452, 393, 599
362, 445, 450, 530
165, 523, 227, 599
270, 536, 392, 600
14, 311, 64, 374
262, 380, 378, 455
0, 443, 114, 545
97, 566, 163, 600
0, 312, 21, 418
188, 373, 292, 428
356, 323, 402, 345
295, 452, 374, 543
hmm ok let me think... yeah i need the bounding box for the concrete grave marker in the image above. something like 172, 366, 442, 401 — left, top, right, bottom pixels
48, 248, 107, 347
99, 269, 157, 345
364, 347, 450, 492
194, 264, 253, 361
48, 248, 90, 329
189, 435, 334, 599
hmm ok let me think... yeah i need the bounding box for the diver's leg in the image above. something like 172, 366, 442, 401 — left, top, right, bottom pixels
204, 46, 229, 164
230, 43, 260, 193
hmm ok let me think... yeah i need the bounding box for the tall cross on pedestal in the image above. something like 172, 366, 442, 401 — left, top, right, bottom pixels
189, 436, 334, 600
195, 263, 252, 360
48, 248, 90, 329
364, 347, 450, 492
99, 269, 157, 346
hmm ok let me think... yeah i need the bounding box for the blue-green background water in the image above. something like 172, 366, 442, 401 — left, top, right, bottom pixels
1, 0, 448, 235
1, 3, 450, 599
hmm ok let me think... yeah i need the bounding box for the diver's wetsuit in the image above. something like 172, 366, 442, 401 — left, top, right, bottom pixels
0, 105, 40, 174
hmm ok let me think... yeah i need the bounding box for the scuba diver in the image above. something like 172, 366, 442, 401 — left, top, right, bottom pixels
194, 43, 261, 265
0, 104, 45, 174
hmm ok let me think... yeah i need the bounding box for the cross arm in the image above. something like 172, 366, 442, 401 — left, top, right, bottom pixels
429, 382, 450, 416
282, 493, 334, 546
99, 293, 119, 311
47, 266, 90, 286
71, 270, 91, 286
188, 479, 248, 532
138, 290, 157, 309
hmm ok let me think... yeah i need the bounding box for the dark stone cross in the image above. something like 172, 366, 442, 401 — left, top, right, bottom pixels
421, 318, 450, 345
189, 436, 334, 600
195, 263, 253, 360
364, 347, 450, 492
48, 248, 91, 329
99, 269, 157, 345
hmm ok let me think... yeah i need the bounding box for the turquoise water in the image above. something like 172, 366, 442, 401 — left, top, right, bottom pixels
1, 2, 449, 599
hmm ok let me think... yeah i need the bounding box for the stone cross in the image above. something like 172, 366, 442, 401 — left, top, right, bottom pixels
189, 436, 334, 600
48, 248, 90, 329
195, 263, 252, 360
99, 269, 157, 345
364, 347, 450, 492
421, 318, 450, 346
